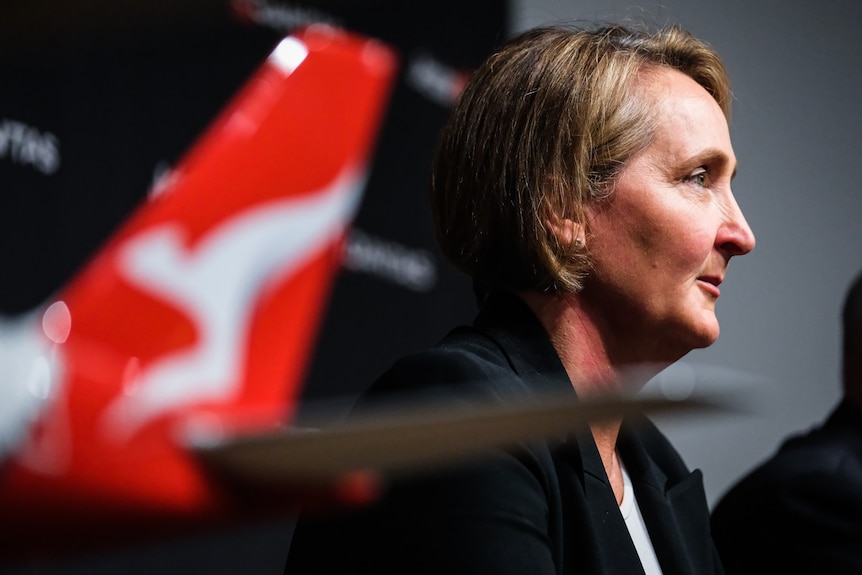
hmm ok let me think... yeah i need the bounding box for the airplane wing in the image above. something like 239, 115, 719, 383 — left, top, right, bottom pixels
193, 391, 722, 486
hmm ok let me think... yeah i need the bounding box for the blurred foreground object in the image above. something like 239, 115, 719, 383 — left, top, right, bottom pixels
0, 24, 398, 563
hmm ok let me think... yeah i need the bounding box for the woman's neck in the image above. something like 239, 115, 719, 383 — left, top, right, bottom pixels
518, 289, 664, 501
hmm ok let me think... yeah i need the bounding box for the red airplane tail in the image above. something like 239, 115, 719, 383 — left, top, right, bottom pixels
0, 24, 398, 562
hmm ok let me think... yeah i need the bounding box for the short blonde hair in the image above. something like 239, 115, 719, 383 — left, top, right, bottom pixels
431, 23, 731, 294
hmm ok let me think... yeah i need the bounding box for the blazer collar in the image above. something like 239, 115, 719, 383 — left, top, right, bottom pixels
473, 289, 574, 397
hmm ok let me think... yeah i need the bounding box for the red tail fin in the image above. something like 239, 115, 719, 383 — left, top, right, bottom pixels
0, 24, 397, 559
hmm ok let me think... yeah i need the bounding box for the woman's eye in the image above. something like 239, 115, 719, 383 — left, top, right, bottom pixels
687, 169, 708, 186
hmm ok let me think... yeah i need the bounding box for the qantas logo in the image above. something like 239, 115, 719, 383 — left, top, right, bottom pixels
0, 118, 60, 174
344, 228, 436, 292
405, 53, 470, 108
101, 165, 366, 438
232, 0, 469, 108
231, 0, 341, 30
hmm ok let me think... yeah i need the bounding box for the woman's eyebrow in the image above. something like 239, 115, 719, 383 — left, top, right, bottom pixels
696, 148, 737, 179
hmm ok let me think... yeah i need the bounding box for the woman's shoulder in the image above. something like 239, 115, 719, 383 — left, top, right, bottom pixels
364, 324, 521, 400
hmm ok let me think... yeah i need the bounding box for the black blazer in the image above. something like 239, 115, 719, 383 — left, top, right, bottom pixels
711, 399, 862, 574
284, 291, 723, 574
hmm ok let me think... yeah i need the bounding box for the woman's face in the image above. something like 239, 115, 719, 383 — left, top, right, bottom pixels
583, 67, 755, 361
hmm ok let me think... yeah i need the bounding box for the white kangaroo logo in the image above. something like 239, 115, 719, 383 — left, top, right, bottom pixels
101, 165, 365, 439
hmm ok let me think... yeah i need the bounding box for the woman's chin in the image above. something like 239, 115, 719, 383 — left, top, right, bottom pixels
690, 322, 720, 350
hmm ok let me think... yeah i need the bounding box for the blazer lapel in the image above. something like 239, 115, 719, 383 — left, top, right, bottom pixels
619, 422, 719, 575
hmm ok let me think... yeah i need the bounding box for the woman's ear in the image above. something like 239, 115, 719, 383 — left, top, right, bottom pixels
545, 210, 585, 248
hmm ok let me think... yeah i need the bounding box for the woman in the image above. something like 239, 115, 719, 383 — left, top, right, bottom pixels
285, 22, 755, 575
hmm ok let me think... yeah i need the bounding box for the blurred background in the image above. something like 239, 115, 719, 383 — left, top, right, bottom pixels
1, 0, 860, 572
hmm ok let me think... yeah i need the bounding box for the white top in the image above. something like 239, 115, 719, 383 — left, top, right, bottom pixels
619, 460, 664, 575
